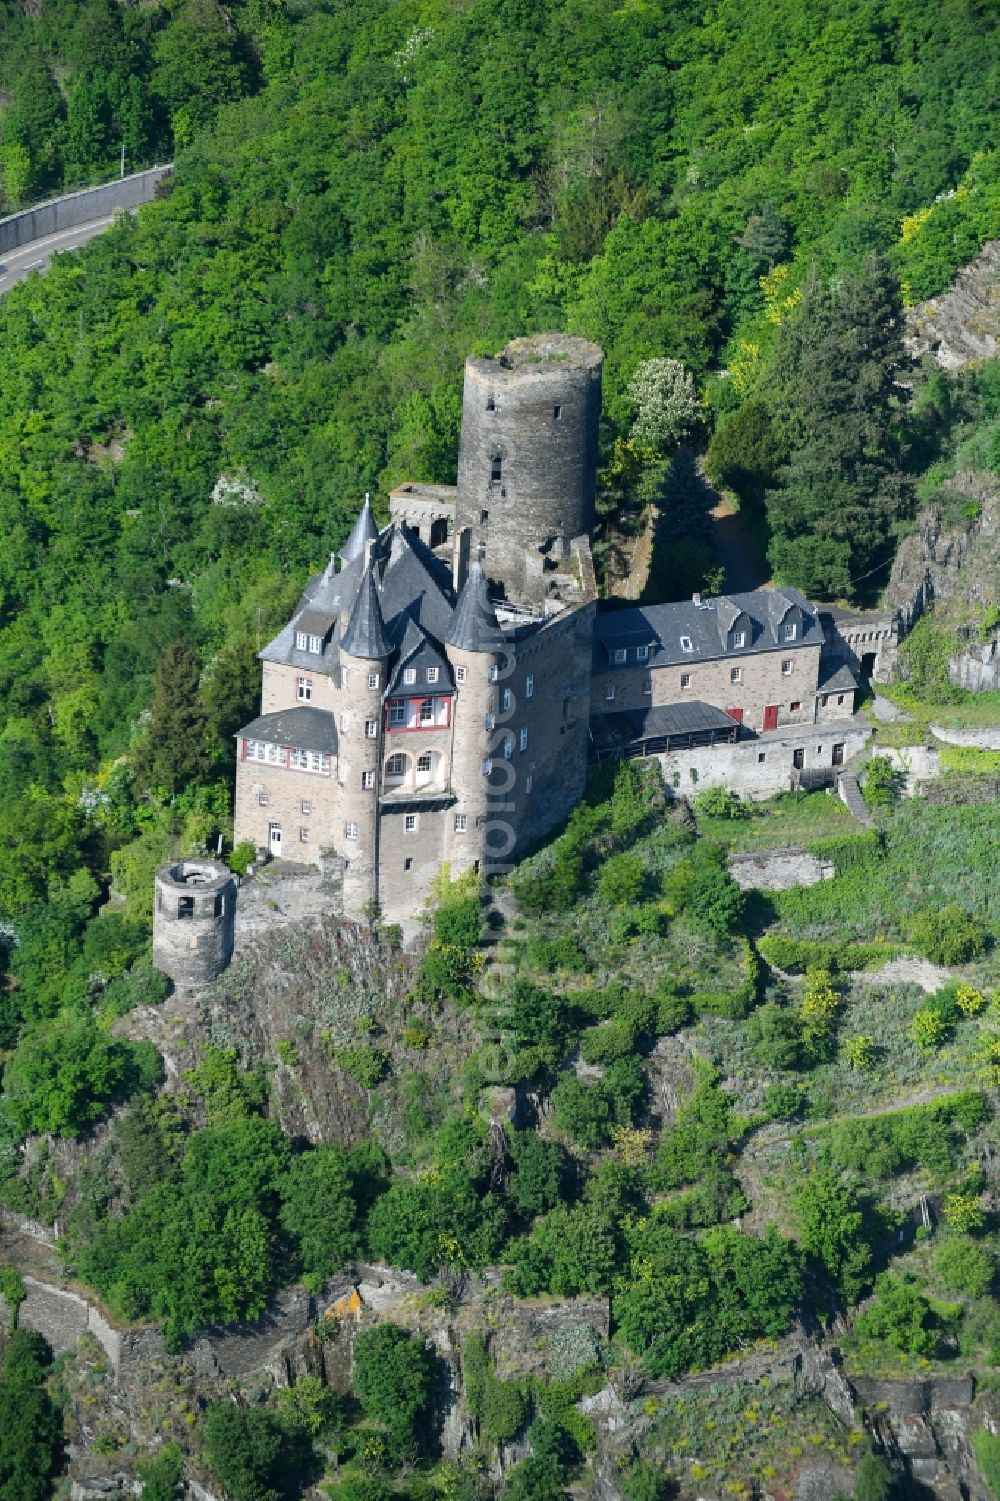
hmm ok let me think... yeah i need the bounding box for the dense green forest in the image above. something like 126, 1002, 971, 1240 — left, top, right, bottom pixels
1, 1, 1000, 1496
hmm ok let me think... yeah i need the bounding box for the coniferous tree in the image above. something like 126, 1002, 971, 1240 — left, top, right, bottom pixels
135, 639, 212, 795
764, 254, 911, 600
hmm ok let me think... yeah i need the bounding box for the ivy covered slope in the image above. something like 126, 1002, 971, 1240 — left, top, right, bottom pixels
2, 767, 1000, 1501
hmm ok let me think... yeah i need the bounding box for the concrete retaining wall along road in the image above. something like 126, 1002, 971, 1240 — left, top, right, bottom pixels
0, 165, 171, 257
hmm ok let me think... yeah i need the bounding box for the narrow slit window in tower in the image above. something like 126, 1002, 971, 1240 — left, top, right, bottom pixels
554, 404, 562, 420
490, 453, 502, 483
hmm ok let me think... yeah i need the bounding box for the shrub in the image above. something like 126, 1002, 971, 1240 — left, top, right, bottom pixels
854, 1453, 896, 1501
862, 755, 898, 808
934, 1236, 994, 1298
2, 1014, 163, 1138
598, 852, 647, 907
854, 1272, 935, 1355
228, 840, 257, 875
524, 933, 588, 974
135, 1444, 184, 1501
693, 787, 749, 820
580, 1019, 635, 1065
0, 1329, 63, 1501
747, 1002, 804, 1070
352, 1324, 435, 1464
202, 1402, 315, 1501
972, 1428, 1000, 1498
763, 1082, 803, 1120
463, 1335, 530, 1449
434, 896, 482, 950
336, 1044, 389, 1089
0, 1266, 26, 1322
942, 1192, 985, 1233
955, 984, 987, 1018
656, 991, 691, 1035
508, 1131, 575, 1220
842, 1034, 877, 1071
794, 1171, 872, 1301
911, 1008, 948, 1051
909, 904, 988, 965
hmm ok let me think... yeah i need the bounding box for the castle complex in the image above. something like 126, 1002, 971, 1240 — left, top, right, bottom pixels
224, 333, 891, 924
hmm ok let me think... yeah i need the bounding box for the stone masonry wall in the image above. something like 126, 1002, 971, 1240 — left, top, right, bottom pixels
657, 720, 869, 798
592, 643, 823, 733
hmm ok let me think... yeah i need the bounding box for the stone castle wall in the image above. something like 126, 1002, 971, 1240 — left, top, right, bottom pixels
592, 643, 825, 733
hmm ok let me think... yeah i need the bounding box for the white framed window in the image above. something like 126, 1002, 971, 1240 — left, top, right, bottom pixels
606, 685, 616, 702
265, 743, 283, 764
404, 813, 418, 833
365, 718, 377, 737
308, 634, 322, 654
730, 666, 742, 683
456, 666, 467, 684
637, 644, 649, 662
300, 827, 310, 842
258, 792, 269, 806
290, 747, 308, 769
404, 668, 417, 685
426, 667, 439, 684
501, 736, 512, 760
368, 671, 379, 690
680, 635, 693, 652
345, 822, 358, 841
781, 659, 793, 676
454, 813, 467, 833
613, 648, 626, 665
418, 698, 434, 724
525, 773, 533, 794
680, 673, 692, 689
489, 663, 499, 683
417, 752, 432, 773
389, 701, 406, 724
386, 753, 406, 778
295, 631, 308, 650
297, 677, 312, 702
525, 674, 534, 699
482, 757, 492, 775
361, 770, 375, 789
519, 727, 528, 752
733, 631, 745, 648
301, 799, 311, 814
501, 687, 512, 712
784, 623, 797, 641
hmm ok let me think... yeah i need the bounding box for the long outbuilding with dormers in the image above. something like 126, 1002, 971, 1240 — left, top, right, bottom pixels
590, 588, 857, 734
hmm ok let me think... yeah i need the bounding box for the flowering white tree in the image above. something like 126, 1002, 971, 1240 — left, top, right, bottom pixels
627, 358, 699, 452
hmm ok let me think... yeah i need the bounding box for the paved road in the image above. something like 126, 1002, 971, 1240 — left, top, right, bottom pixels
0, 215, 116, 297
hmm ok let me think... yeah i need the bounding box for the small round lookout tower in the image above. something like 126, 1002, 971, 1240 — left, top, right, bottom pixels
152, 859, 237, 989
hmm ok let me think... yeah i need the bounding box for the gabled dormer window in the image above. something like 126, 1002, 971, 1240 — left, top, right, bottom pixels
295, 631, 308, 650
784, 622, 797, 641
613, 648, 627, 665
680, 635, 693, 652
637, 644, 649, 662
733, 631, 746, 648
308, 634, 322, 654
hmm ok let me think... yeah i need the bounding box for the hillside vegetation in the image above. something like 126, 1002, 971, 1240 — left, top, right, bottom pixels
1, 2, 1000, 1498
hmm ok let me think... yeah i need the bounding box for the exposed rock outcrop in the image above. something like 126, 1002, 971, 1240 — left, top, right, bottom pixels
884, 469, 1000, 633
904, 239, 1000, 370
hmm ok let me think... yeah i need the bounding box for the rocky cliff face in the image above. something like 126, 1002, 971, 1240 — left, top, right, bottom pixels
905, 240, 1000, 370
885, 469, 999, 630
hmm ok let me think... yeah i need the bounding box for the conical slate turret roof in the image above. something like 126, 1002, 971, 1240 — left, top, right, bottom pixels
445, 562, 503, 652
341, 495, 378, 564
341, 557, 390, 660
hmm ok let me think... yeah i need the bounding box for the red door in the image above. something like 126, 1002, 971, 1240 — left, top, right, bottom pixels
762, 704, 779, 731
725, 707, 744, 724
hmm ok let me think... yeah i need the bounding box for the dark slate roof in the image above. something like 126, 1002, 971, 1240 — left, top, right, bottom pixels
817, 659, 859, 694
378, 526, 455, 642
446, 562, 504, 652
593, 587, 823, 670
341, 558, 391, 659
236, 707, 338, 755
296, 608, 336, 640
589, 701, 740, 755
380, 793, 457, 814
386, 616, 454, 695
341, 495, 378, 562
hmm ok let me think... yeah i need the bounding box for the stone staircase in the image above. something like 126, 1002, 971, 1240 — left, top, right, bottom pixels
836, 771, 874, 827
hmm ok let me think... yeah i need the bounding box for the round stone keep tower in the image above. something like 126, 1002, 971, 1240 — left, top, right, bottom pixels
153, 859, 237, 989
455, 333, 603, 599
